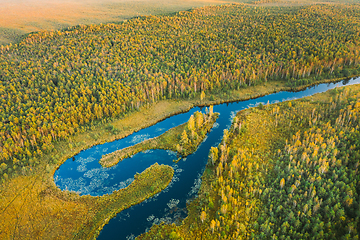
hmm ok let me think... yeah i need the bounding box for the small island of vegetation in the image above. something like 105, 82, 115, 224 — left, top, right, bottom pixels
100, 107, 219, 168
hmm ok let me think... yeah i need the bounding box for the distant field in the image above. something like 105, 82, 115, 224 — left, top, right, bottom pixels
0, 0, 234, 45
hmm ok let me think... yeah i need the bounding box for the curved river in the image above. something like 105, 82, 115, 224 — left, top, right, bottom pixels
54, 78, 360, 239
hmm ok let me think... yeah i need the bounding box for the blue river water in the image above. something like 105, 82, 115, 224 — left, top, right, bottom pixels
54, 78, 360, 239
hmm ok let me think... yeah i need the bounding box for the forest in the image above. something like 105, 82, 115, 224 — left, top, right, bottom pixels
1, 2, 360, 240
1, 4, 360, 181
140, 81, 360, 239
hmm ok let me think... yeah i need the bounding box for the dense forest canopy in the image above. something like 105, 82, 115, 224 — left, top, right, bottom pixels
254, 88, 360, 239
1, 4, 360, 180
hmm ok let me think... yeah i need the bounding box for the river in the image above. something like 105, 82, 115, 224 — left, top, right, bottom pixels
54, 77, 360, 239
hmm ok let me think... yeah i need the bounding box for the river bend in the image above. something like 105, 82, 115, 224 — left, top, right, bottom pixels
54, 78, 360, 239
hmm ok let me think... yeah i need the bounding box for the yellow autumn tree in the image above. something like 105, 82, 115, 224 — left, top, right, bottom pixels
280, 178, 285, 189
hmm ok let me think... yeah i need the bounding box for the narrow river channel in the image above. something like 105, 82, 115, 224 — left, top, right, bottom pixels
54, 78, 360, 239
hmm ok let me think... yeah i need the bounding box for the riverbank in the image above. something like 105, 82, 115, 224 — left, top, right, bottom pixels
0, 161, 173, 239
54, 75, 360, 172
0, 76, 358, 239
